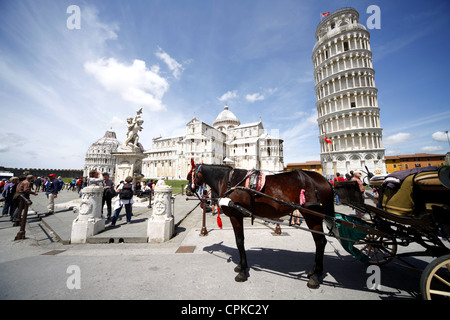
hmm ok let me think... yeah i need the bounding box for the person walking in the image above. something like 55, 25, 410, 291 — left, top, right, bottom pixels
34, 177, 42, 192
45, 174, 59, 215
102, 172, 115, 220
111, 176, 134, 226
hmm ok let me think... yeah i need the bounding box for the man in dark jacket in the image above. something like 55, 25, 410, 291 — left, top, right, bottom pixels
46, 174, 59, 215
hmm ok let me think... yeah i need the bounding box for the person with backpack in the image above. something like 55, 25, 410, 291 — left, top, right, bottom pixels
111, 176, 134, 226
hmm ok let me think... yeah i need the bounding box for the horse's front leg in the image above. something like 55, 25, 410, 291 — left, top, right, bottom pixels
230, 214, 248, 282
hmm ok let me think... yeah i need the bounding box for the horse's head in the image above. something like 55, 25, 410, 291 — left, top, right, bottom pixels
186, 159, 204, 193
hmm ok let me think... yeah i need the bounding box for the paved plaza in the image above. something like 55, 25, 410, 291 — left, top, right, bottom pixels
0, 189, 438, 302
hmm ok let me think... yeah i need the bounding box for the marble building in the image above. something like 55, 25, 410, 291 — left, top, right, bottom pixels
142, 105, 284, 179
83, 130, 121, 177
312, 8, 386, 177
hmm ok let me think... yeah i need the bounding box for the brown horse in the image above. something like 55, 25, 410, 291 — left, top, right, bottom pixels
187, 162, 335, 288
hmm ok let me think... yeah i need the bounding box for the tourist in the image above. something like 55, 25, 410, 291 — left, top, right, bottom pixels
12, 175, 38, 221
2, 177, 19, 218
57, 176, 65, 192
88, 170, 104, 186
290, 209, 302, 225
102, 172, 115, 220
42, 177, 48, 192
143, 183, 151, 197
135, 180, 142, 197
76, 177, 83, 193
0, 179, 6, 194
111, 176, 134, 226
68, 178, 76, 191
45, 174, 59, 215
351, 170, 365, 219
34, 177, 42, 192
333, 172, 346, 205
345, 170, 354, 181
16, 175, 38, 200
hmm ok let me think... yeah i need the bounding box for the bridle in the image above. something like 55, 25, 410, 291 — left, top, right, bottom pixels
188, 163, 203, 197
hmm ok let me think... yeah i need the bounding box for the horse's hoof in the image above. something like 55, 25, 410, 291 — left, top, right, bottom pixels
307, 275, 320, 289
235, 272, 248, 282
234, 265, 242, 273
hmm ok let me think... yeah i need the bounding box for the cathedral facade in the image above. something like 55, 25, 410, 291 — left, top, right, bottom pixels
142, 105, 284, 179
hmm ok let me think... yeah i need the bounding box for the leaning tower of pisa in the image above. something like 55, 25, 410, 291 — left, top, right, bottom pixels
312, 8, 386, 177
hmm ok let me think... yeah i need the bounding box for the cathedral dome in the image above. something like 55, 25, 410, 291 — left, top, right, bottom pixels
213, 105, 240, 131
89, 131, 121, 150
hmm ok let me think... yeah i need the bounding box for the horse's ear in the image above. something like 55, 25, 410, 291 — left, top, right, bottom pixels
191, 158, 196, 168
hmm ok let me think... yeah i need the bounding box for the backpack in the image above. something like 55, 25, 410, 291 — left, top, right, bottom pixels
104, 187, 117, 199
119, 183, 133, 200
3, 184, 16, 199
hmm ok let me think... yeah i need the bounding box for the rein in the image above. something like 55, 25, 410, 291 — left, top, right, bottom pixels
189, 163, 387, 244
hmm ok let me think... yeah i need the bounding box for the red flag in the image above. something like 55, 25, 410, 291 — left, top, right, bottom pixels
321, 12, 330, 18
324, 136, 332, 144
217, 206, 222, 229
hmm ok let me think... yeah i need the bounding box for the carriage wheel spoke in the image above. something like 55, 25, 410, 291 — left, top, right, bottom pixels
432, 272, 450, 289
429, 289, 450, 297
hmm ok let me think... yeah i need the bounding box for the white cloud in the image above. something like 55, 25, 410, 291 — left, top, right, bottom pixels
432, 131, 449, 142
84, 58, 169, 111
218, 90, 238, 102
421, 145, 443, 152
383, 132, 412, 145
155, 47, 184, 80
245, 92, 264, 103
281, 109, 317, 141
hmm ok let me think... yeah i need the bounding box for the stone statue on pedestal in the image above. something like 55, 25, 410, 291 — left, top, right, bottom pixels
112, 108, 146, 184
121, 108, 144, 153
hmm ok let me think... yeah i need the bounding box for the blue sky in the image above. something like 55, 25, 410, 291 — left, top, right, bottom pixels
1, 0, 449, 170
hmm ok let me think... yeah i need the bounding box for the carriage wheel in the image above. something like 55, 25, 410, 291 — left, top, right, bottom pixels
420, 254, 450, 300
354, 234, 397, 265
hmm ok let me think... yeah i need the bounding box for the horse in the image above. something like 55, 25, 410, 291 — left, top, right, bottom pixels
187, 161, 335, 289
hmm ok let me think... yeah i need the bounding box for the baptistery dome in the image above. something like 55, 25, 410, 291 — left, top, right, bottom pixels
213, 105, 241, 132
84, 130, 121, 176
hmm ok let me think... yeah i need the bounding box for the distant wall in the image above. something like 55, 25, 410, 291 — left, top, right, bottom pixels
0, 166, 84, 178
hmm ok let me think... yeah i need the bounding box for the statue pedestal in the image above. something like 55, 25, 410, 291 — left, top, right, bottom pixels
112, 145, 146, 183
71, 186, 105, 244
147, 180, 174, 243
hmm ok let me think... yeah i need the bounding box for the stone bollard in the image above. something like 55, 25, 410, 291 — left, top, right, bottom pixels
147, 180, 174, 243
70, 186, 105, 244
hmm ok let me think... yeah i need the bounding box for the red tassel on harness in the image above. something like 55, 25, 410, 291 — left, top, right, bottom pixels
217, 206, 222, 229
299, 189, 306, 206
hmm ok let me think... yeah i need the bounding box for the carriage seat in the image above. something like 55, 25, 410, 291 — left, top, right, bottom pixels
382, 170, 450, 217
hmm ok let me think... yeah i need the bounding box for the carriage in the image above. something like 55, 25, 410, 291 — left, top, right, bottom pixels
187, 160, 450, 299
331, 166, 450, 300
